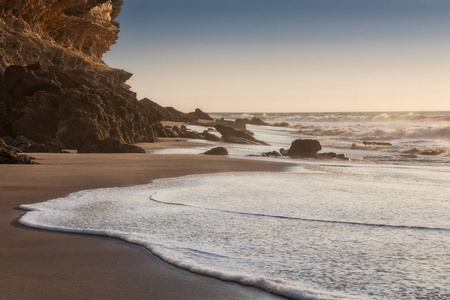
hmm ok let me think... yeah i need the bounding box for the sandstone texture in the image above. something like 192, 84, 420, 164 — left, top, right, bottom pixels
0, 0, 161, 153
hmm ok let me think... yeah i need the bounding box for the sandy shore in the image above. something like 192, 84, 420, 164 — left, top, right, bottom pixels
0, 148, 290, 299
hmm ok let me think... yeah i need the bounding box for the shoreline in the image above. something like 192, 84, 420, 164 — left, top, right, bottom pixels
1, 149, 290, 299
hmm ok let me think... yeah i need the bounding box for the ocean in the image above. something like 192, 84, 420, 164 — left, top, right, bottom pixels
20, 111, 450, 299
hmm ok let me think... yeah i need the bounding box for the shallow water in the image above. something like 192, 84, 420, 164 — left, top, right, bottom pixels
20, 162, 450, 299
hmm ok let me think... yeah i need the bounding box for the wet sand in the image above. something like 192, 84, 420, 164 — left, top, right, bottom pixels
0, 149, 290, 299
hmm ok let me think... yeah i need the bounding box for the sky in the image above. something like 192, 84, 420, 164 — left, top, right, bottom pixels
103, 0, 450, 113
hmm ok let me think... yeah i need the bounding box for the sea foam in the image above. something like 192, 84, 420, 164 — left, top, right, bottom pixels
20, 164, 450, 299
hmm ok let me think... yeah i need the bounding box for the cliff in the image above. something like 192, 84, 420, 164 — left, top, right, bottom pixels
0, 0, 161, 152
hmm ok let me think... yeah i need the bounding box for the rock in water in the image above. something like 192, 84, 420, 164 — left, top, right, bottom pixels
262, 151, 281, 157
214, 124, 269, 145
287, 139, 322, 158
248, 117, 269, 126
203, 147, 229, 155
318, 152, 349, 160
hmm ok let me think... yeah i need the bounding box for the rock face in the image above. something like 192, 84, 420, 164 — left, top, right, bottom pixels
0, 138, 36, 164
203, 147, 228, 155
214, 124, 269, 145
0, 0, 160, 153
2, 135, 64, 153
78, 137, 145, 153
287, 139, 322, 158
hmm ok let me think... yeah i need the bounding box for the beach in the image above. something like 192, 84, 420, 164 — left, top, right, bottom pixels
0, 143, 289, 300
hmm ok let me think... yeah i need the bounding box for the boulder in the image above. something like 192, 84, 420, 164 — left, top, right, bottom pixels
286, 139, 322, 158
214, 124, 269, 145
203, 147, 229, 155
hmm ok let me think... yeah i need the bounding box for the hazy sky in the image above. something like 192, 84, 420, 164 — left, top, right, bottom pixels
104, 0, 450, 113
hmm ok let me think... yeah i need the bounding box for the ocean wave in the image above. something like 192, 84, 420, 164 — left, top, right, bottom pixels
214, 111, 450, 124
296, 125, 450, 140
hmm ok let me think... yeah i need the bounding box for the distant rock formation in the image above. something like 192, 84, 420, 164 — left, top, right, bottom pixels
214, 124, 269, 145
203, 147, 228, 155
0, 0, 166, 153
188, 108, 214, 121
248, 117, 269, 126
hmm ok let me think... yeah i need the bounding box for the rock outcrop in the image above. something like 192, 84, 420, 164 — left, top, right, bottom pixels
2, 135, 64, 153
0, 138, 36, 164
286, 139, 322, 158
0, 0, 160, 153
203, 147, 228, 155
138, 98, 194, 123
214, 124, 269, 145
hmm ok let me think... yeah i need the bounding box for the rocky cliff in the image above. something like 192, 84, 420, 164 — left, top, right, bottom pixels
0, 0, 161, 152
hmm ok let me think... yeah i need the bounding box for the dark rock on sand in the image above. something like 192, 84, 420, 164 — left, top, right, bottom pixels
203, 147, 229, 155
0, 138, 37, 164
286, 139, 322, 158
214, 124, 269, 145
78, 137, 145, 154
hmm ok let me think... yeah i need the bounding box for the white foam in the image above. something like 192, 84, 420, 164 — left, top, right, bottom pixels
19, 164, 450, 299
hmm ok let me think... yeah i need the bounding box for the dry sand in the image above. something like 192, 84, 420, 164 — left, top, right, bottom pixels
0, 148, 290, 299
